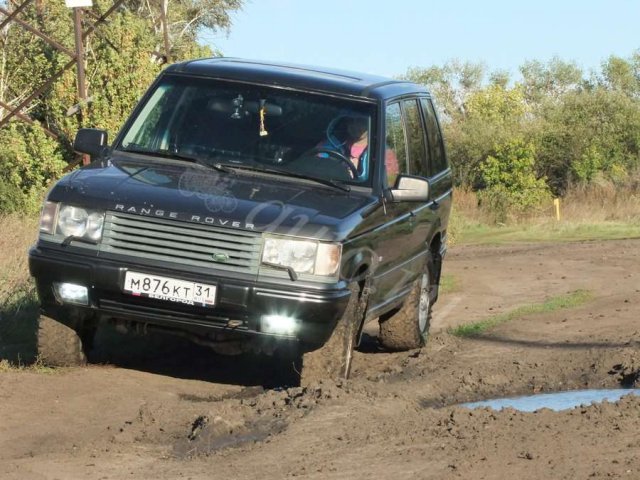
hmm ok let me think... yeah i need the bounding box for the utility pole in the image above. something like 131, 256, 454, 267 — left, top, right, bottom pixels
160, 0, 170, 63
72, 7, 87, 102
66, 0, 92, 164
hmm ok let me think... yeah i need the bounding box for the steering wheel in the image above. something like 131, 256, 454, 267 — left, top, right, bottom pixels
300, 146, 359, 178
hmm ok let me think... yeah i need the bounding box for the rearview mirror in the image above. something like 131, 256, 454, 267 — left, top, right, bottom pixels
74, 128, 108, 158
390, 175, 430, 202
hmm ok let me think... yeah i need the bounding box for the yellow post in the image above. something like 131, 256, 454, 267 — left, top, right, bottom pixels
553, 198, 561, 221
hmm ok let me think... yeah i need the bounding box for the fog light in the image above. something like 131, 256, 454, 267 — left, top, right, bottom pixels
261, 315, 299, 336
53, 282, 89, 306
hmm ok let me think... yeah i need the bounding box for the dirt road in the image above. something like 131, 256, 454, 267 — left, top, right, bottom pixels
1, 239, 639, 479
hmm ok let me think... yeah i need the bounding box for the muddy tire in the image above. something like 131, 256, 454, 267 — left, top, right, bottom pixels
300, 283, 364, 386
37, 315, 90, 366
378, 260, 433, 351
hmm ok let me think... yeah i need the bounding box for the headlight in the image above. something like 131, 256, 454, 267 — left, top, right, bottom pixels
57, 205, 105, 241
262, 236, 341, 277
40, 203, 106, 242
39, 201, 59, 235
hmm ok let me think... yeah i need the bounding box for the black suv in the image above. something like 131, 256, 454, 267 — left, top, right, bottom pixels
29, 58, 452, 384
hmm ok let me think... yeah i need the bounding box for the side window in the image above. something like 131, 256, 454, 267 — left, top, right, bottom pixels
402, 99, 429, 178
420, 98, 448, 175
384, 102, 407, 187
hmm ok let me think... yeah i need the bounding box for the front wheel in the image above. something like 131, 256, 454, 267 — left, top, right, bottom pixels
300, 283, 365, 386
378, 261, 433, 351
37, 315, 94, 366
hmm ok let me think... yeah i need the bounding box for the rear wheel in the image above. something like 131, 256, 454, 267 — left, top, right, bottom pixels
37, 315, 94, 366
378, 261, 433, 351
300, 283, 365, 386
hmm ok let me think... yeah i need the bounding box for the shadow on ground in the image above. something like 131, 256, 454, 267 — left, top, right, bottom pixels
0, 288, 39, 364
0, 293, 383, 388
89, 325, 302, 388
0, 289, 299, 387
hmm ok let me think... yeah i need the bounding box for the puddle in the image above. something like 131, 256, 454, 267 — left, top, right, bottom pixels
462, 389, 640, 412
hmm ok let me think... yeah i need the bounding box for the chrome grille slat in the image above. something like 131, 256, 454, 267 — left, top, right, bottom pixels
105, 240, 254, 266
101, 212, 263, 273
106, 230, 260, 260
107, 215, 258, 244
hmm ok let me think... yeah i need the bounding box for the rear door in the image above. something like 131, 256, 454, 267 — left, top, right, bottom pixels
367, 98, 435, 315
401, 98, 437, 261
420, 97, 453, 226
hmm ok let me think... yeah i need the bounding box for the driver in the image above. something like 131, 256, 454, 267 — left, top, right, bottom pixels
317, 114, 370, 179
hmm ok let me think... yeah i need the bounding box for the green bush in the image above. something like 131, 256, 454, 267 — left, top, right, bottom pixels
478, 140, 552, 223
0, 124, 67, 214
0, 179, 26, 213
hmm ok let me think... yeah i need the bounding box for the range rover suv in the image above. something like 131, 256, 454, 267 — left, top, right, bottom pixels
29, 58, 452, 384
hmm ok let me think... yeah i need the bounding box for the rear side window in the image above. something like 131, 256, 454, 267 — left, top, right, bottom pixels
384, 103, 407, 186
420, 98, 448, 175
402, 99, 429, 178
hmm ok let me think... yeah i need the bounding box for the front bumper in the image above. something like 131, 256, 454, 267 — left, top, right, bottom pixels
29, 245, 351, 346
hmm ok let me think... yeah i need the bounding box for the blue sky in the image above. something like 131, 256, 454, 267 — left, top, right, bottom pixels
204, 0, 640, 79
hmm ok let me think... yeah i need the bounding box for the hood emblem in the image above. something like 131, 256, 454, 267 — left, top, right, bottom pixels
212, 252, 230, 263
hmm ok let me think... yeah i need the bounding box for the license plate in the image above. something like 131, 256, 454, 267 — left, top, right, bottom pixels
123, 271, 217, 307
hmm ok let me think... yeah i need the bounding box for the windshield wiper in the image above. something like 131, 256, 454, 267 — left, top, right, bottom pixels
120, 147, 233, 174
217, 164, 351, 193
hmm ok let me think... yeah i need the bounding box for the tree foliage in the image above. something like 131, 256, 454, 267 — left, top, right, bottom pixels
403, 51, 640, 220
0, 0, 242, 213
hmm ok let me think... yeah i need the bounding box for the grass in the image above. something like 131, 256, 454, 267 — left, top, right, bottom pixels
439, 274, 458, 294
0, 356, 57, 374
449, 289, 593, 337
457, 221, 640, 245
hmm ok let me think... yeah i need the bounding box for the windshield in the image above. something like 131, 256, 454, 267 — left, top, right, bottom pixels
118, 75, 377, 187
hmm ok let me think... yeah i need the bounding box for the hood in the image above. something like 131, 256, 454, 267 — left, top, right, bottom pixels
48, 154, 377, 241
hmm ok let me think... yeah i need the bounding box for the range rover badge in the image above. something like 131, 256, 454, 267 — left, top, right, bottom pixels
212, 252, 229, 262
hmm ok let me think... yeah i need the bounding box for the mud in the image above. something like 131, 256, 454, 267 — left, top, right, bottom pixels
2, 239, 640, 479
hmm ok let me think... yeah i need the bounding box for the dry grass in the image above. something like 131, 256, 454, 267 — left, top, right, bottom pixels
450, 183, 640, 245
0, 214, 38, 303
562, 181, 640, 223
453, 183, 640, 225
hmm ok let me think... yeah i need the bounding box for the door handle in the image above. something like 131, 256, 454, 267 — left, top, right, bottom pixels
430, 200, 440, 211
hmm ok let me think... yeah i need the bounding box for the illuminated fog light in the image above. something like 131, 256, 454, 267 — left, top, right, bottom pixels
261, 314, 299, 336
53, 282, 89, 306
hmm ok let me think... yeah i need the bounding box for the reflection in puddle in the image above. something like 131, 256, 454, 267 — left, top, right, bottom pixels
462, 389, 640, 412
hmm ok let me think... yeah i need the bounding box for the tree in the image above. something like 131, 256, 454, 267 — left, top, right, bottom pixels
519, 56, 583, 104
599, 54, 640, 97
0, 0, 243, 213
403, 60, 485, 121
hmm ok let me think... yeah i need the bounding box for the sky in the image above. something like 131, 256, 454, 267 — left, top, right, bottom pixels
204, 0, 640, 79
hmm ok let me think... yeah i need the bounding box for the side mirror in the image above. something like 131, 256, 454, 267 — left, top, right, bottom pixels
390, 175, 430, 202
73, 128, 108, 158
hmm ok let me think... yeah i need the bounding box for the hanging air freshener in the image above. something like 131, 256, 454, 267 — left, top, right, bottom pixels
259, 99, 268, 136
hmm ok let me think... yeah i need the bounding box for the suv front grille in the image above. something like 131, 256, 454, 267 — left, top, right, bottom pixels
101, 212, 263, 274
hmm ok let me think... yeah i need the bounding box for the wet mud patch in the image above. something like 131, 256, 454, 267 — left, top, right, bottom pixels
174, 414, 288, 457
608, 359, 640, 388
173, 382, 349, 458
178, 386, 266, 403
